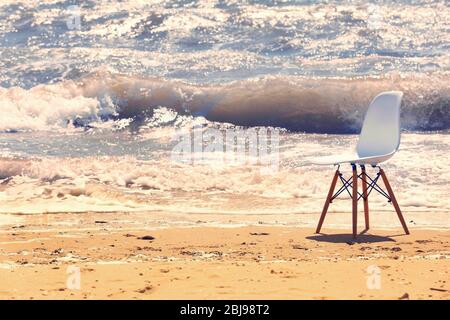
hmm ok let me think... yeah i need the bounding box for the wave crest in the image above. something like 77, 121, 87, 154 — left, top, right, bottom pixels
1, 71, 449, 133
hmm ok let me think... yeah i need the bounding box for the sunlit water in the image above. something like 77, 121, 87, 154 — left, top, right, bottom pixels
0, 0, 448, 222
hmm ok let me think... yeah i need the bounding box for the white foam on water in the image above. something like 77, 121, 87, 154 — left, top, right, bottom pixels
0, 71, 448, 133
0, 133, 448, 226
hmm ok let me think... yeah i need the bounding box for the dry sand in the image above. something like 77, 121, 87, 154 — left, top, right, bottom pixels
0, 211, 448, 300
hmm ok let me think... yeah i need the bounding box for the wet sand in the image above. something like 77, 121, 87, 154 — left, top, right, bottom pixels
0, 211, 448, 300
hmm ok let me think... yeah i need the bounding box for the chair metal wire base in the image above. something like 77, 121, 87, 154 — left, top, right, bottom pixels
331, 166, 390, 203
315, 164, 410, 239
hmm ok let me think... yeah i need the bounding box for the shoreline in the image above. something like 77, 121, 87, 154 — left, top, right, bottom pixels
1, 209, 449, 231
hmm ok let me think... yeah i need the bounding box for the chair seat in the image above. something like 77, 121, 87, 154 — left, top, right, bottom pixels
310, 151, 395, 166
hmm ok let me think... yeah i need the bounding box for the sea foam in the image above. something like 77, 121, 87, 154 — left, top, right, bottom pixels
0, 71, 449, 133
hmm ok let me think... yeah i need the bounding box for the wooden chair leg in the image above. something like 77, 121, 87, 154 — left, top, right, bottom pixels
352, 164, 358, 239
379, 169, 410, 235
361, 165, 370, 231
316, 170, 340, 233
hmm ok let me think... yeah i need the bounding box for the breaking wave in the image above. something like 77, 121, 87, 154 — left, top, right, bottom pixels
0, 71, 449, 133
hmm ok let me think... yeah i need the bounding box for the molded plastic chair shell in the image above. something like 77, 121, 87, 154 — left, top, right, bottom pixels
312, 91, 403, 166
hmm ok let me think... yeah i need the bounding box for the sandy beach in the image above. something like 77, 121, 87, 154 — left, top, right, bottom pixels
0, 211, 448, 300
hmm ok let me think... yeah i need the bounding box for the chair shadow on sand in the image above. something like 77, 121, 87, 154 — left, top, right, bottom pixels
306, 232, 397, 244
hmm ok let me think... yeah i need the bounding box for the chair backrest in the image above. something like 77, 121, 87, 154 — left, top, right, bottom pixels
356, 91, 403, 158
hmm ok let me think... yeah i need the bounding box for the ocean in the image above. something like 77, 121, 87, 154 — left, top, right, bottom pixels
0, 0, 448, 226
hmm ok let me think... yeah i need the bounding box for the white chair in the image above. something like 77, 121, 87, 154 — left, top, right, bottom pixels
312, 91, 409, 239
